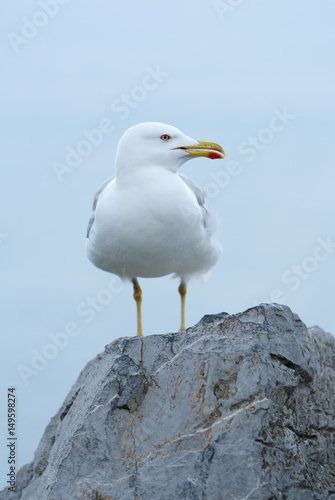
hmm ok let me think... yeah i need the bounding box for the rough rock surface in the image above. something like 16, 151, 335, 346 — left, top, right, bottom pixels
2, 304, 335, 500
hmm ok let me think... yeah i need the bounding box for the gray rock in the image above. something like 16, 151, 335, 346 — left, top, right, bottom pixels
2, 304, 335, 500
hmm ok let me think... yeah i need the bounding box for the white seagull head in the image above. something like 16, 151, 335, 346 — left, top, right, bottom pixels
115, 122, 225, 174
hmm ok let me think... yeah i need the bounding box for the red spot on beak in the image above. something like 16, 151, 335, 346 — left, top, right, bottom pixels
208, 151, 222, 160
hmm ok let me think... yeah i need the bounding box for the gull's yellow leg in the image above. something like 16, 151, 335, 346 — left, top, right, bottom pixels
178, 281, 187, 331
132, 278, 143, 337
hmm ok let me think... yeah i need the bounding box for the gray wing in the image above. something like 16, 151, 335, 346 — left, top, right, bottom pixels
86, 176, 115, 239
178, 173, 209, 229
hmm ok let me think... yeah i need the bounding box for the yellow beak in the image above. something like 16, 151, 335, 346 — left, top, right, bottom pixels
176, 140, 225, 160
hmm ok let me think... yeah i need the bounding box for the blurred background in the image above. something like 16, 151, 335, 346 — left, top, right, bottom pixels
1, 0, 334, 483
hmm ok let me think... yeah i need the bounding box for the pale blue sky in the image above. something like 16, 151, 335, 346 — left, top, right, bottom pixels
1, 0, 335, 482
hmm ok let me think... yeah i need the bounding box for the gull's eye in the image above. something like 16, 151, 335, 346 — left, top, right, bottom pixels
160, 134, 171, 141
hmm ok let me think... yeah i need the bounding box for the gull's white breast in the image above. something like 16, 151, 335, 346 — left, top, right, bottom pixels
86, 167, 221, 280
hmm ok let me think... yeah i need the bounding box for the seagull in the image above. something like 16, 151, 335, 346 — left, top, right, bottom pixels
86, 122, 225, 336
